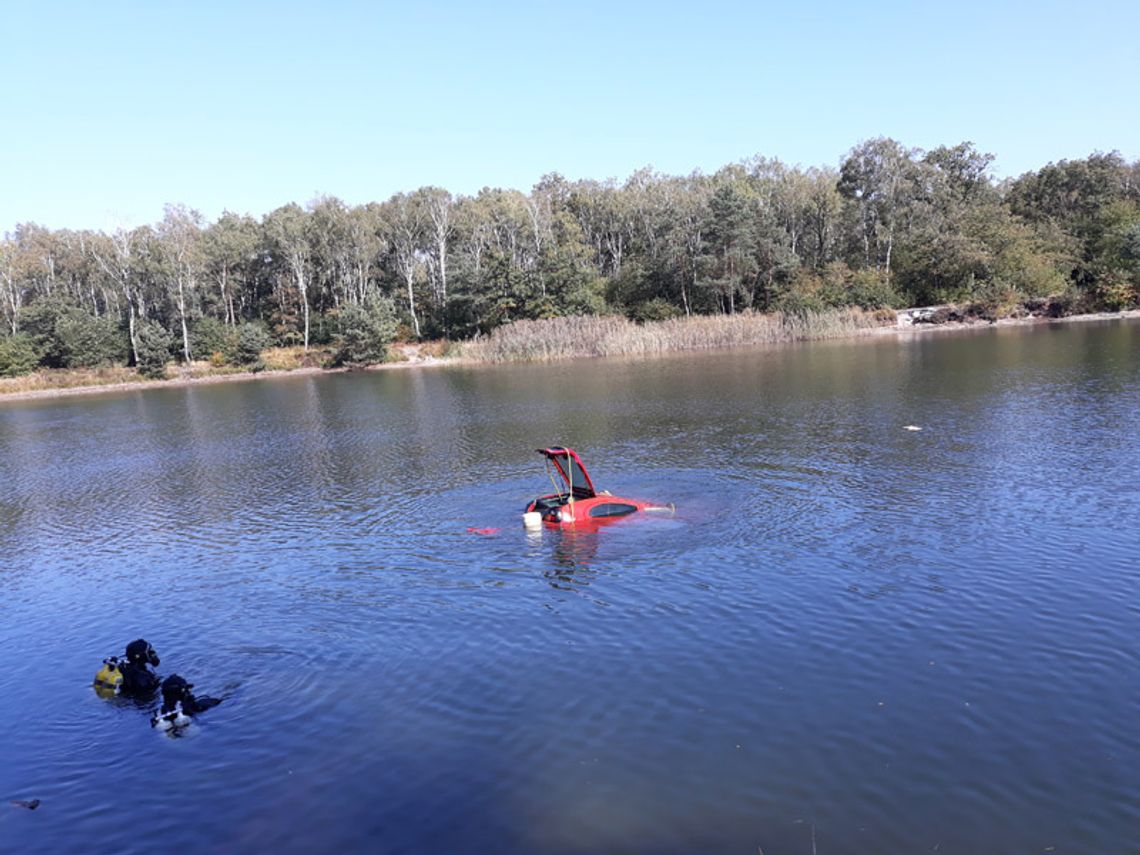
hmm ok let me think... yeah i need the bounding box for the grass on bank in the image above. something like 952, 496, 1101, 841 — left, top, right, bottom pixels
0, 341, 416, 396
459, 308, 890, 363
0, 365, 143, 396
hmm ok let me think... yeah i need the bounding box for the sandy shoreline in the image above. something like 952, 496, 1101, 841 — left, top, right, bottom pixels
2, 309, 1137, 404
0, 349, 474, 403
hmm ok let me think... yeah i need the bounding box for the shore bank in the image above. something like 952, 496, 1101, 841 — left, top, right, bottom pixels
2, 308, 1137, 404
0, 344, 471, 403
884, 307, 1140, 336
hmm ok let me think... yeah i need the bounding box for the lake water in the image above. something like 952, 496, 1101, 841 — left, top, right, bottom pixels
1, 320, 1138, 854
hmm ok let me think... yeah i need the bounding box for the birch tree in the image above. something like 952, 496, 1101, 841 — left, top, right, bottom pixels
90, 227, 143, 364
157, 204, 204, 362
838, 137, 915, 281
421, 187, 453, 311
264, 204, 313, 350
0, 239, 22, 334
382, 193, 426, 338
204, 212, 259, 325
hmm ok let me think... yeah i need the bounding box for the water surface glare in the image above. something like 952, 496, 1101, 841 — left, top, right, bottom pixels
2, 320, 1138, 854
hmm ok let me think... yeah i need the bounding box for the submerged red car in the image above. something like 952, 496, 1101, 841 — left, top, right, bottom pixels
524, 447, 668, 527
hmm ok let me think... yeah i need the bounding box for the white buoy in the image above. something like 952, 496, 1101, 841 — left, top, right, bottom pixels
522, 511, 543, 530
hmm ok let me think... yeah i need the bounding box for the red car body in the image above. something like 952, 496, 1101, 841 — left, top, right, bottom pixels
525, 447, 655, 526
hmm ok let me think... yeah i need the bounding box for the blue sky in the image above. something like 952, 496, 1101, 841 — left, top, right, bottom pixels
2, 0, 1137, 234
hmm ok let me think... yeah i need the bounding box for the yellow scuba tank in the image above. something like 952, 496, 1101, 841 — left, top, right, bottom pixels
93, 657, 123, 698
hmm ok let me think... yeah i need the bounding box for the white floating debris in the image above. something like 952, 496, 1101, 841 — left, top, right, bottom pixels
903, 425, 923, 431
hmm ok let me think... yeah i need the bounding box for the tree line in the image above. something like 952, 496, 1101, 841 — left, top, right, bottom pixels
1, 139, 1138, 376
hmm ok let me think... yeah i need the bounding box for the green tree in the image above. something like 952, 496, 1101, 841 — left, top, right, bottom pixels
89, 227, 146, 365
135, 321, 173, 378
838, 137, 917, 280
700, 180, 758, 313
263, 204, 314, 349
54, 309, 127, 367
420, 187, 454, 323
0, 238, 25, 335
19, 299, 126, 368
1092, 201, 1140, 278
203, 212, 260, 326
1005, 152, 1139, 294
923, 142, 996, 205
0, 333, 41, 376
332, 296, 397, 366
156, 204, 206, 363
233, 322, 271, 367
662, 175, 712, 316
380, 193, 428, 338
190, 316, 232, 360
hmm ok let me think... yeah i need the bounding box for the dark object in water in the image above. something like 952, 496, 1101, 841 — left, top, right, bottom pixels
151, 674, 221, 730
125, 639, 160, 668
10, 799, 40, 810
118, 639, 161, 697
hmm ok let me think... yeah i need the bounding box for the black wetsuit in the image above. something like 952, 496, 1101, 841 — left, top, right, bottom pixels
155, 674, 220, 722
180, 693, 221, 714
119, 660, 160, 696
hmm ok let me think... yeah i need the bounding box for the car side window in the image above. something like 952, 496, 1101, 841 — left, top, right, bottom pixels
588, 502, 637, 518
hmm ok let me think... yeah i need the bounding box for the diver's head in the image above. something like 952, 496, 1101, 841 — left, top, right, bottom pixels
126, 639, 160, 667
160, 674, 193, 709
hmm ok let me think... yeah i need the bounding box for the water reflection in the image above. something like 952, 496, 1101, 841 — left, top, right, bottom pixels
544, 528, 601, 591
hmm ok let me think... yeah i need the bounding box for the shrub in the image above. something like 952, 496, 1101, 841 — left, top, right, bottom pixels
846, 269, 902, 310
308, 311, 335, 346
775, 288, 826, 317
55, 311, 127, 367
19, 299, 127, 368
0, 333, 42, 377
232, 322, 271, 366
1090, 273, 1139, 312
332, 297, 397, 366
191, 317, 233, 358
792, 263, 902, 311
17, 300, 66, 366
135, 322, 174, 379
779, 266, 833, 315
628, 298, 682, 323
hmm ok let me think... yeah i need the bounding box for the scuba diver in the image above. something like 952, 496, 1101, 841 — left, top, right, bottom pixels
95, 640, 223, 729
151, 674, 221, 731
94, 638, 161, 698
120, 639, 162, 696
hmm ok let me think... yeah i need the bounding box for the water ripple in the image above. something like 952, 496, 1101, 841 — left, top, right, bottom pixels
1, 319, 1138, 853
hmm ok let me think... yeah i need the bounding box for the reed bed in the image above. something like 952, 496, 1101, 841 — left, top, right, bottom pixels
459, 308, 884, 363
